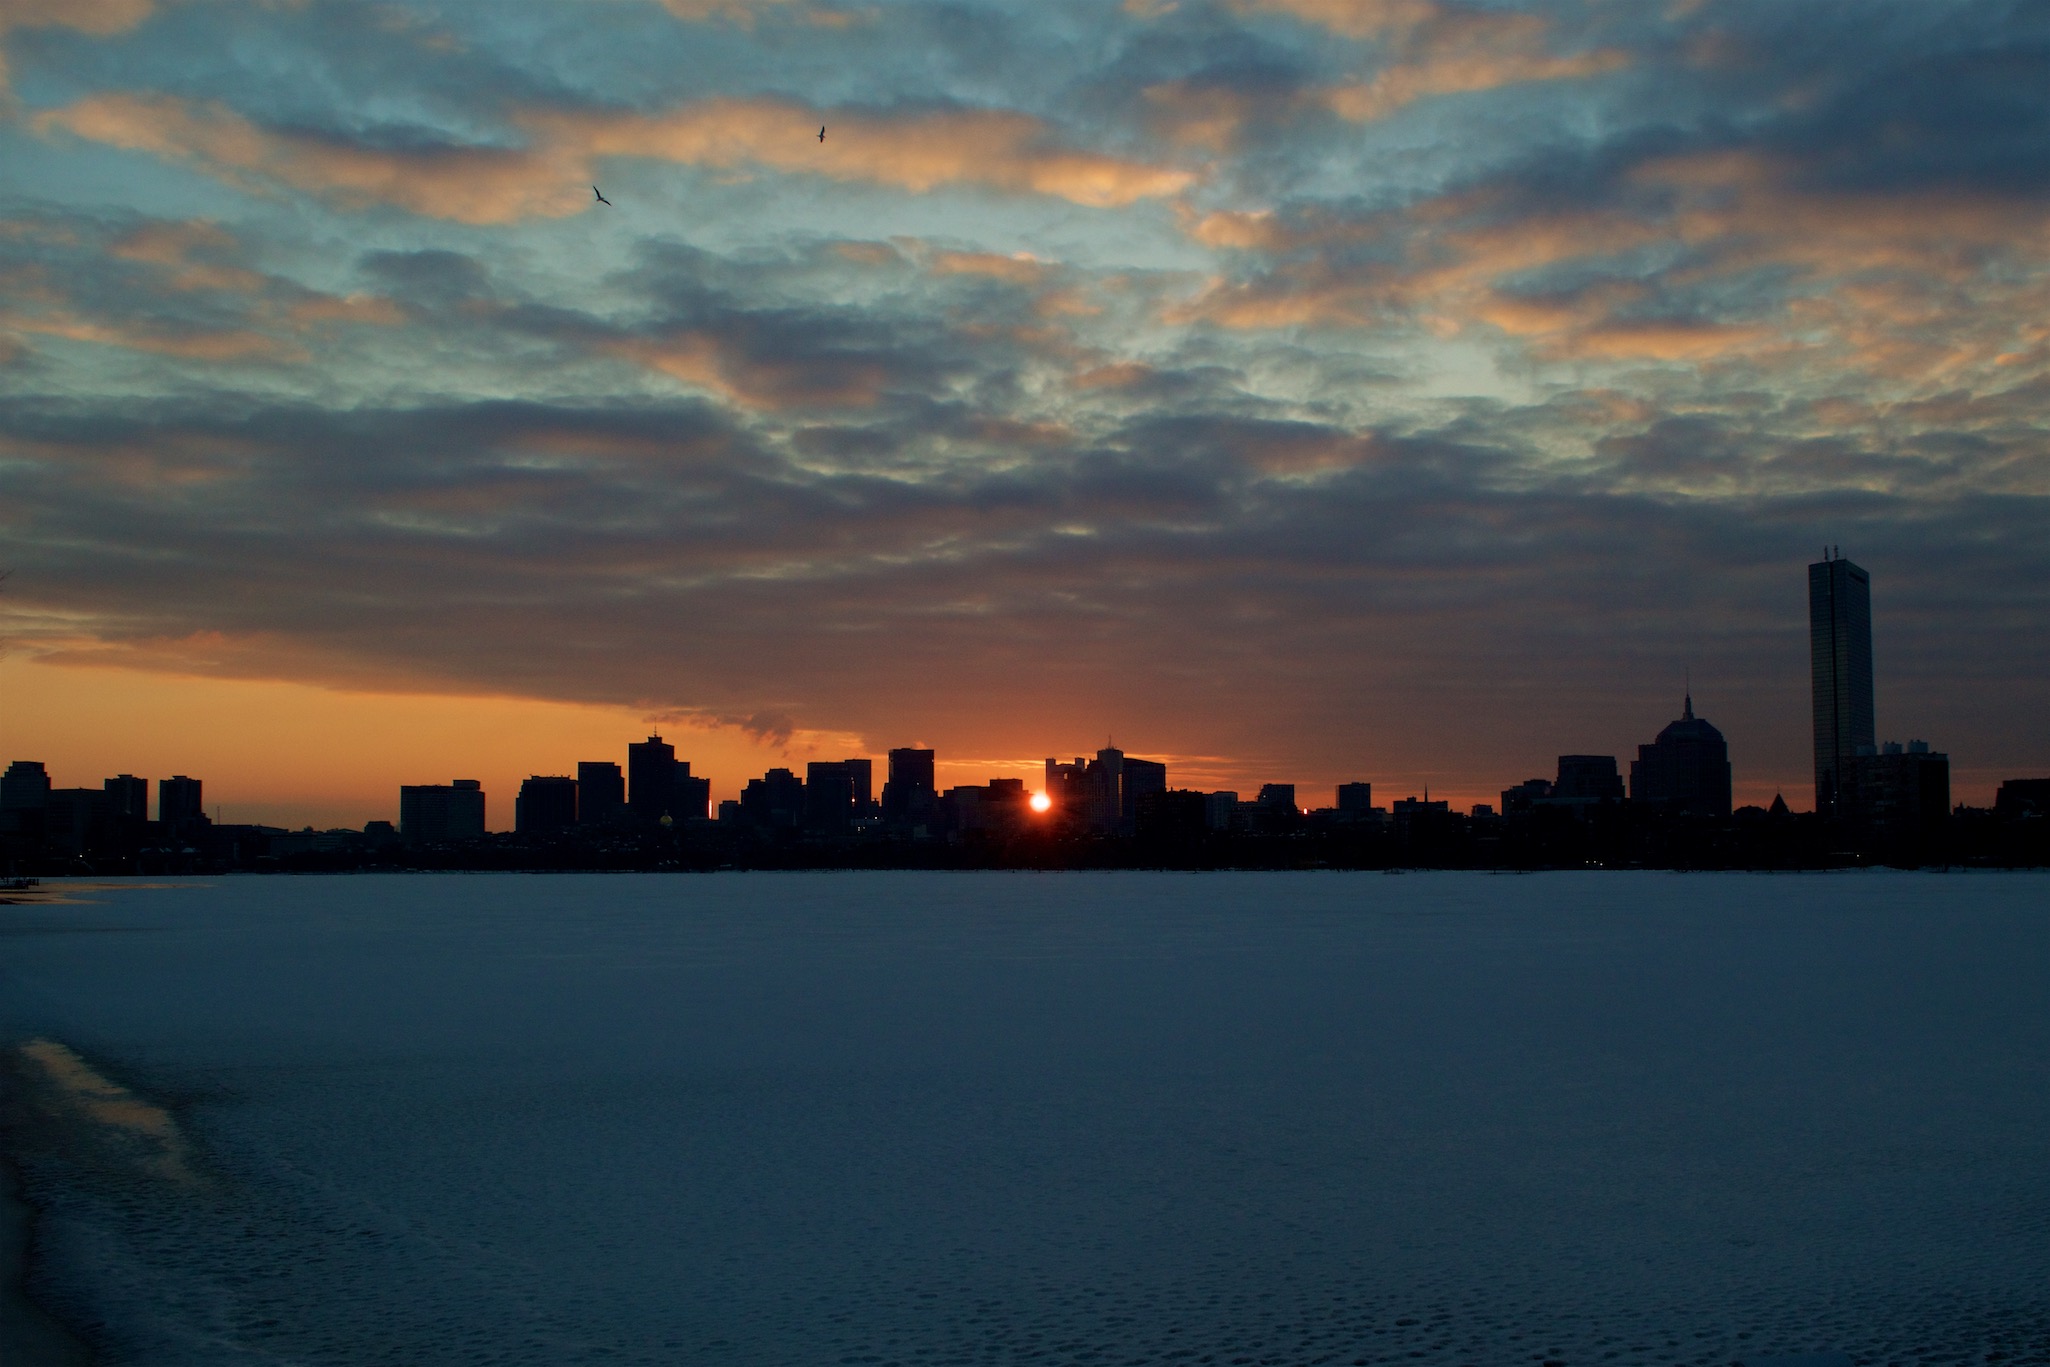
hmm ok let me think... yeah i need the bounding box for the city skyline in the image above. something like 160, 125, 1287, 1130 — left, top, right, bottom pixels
2, 2, 2047, 827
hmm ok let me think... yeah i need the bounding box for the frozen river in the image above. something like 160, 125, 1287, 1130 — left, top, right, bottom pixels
3, 872, 2047, 1365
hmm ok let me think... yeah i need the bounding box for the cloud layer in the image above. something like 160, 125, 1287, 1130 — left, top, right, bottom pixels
3, 0, 2048, 804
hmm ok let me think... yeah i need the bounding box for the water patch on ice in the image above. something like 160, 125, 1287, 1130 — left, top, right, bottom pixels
8, 1039, 197, 1186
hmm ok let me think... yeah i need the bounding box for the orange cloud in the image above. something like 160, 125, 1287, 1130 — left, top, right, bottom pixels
0, 307, 292, 361
653, 0, 798, 22
39, 92, 1196, 222
609, 331, 892, 410
0, 0, 151, 91
1327, 10, 1627, 121
1327, 43, 1627, 121
284, 292, 405, 327
37, 94, 587, 224
929, 249, 1050, 284
1229, 0, 1437, 37
109, 220, 266, 293
537, 98, 1197, 208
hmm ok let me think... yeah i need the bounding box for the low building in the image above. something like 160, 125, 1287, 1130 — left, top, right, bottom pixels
399, 780, 486, 844
516, 776, 579, 835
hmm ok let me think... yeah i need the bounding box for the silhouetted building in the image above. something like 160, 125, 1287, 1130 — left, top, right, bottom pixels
1811, 551, 1875, 821
45, 788, 112, 857
1994, 778, 2050, 819
516, 776, 579, 835
628, 734, 678, 823
1044, 757, 1090, 823
1500, 777, 1552, 816
807, 760, 872, 831
1252, 783, 1300, 834
1203, 791, 1239, 832
1629, 694, 1732, 818
577, 762, 626, 827
883, 748, 936, 826
1336, 782, 1373, 815
942, 778, 1028, 835
104, 774, 149, 823
1550, 756, 1623, 812
1137, 789, 1208, 842
676, 773, 710, 822
739, 768, 805, 832
399, 779, 486, 844
1088, 748, 1125, 832
1850, 741, 1949, 846
1121, 758, 1167, 832
1, 760, 50, 836
158, 775, 205, 838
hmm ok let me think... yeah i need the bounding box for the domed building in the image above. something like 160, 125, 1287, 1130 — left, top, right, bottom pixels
1629, 694, 1732, 818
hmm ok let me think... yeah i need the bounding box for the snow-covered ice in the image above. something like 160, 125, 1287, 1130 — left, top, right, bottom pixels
2, 871, 2047, 1365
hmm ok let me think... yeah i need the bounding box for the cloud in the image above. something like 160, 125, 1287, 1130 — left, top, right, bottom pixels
0, 213, 404, 366
538, 98, 1198, 207
0, 0, 151, 92
36, 94, 588, 223
38, 92, 1196, 223
1219, 0, 1626, 121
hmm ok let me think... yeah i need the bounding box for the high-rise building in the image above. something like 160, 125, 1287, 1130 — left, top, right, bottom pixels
576, 762, 626, 827
674, 772, 710, 822
515, 776, 579, 834
158, 775, 205, 836
1336, 782, 1374, 815
1120, 758, 1167, 832
1629, 694, 1732, 818
1087, 748, 1125, 833
1852, 740, 1949, 845
1, 760, 51, 826
399, 780, 486, 844
739, 768, 805, 831
627, 734, 678, 823
1810, 552, 1875, 820
1043, 757, 1089, 821
883, 748, 936, 826
104, 775, 149, 823
805, 761, 858, 833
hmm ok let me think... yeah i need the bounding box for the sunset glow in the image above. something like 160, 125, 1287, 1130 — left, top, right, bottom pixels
0, 0, 2044, 816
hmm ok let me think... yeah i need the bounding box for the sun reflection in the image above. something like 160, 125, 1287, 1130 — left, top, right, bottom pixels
1029, 791, 1052, 813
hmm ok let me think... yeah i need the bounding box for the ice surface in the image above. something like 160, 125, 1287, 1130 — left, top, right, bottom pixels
2, 871, 2047, 1365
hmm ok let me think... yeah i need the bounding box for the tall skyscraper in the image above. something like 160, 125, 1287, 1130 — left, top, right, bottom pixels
1809, 552, 1875, 820
627, 734, 679, 823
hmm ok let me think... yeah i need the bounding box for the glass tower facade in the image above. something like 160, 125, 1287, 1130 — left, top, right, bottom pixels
1809, 555, 1875, 820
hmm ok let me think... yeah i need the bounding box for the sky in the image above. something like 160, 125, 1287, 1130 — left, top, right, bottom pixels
1, 0, 2047, 828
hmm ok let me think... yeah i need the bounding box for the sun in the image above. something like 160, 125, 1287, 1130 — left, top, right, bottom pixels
1029, 791, 1052, 813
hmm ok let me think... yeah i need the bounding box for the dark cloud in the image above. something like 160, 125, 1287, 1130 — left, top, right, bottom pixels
2, 0, 2046, 801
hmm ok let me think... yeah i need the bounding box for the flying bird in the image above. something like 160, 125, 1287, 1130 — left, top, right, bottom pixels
592, 185, 612, 205
818, 125, 826, 143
